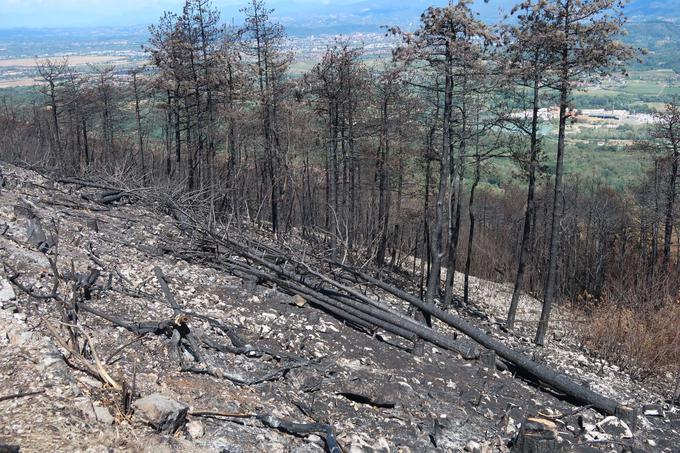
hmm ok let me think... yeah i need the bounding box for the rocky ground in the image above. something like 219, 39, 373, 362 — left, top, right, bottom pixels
0, 161, 679, 452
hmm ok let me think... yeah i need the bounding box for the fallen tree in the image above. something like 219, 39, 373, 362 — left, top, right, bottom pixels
180, 228, 637, 421
169, 244, 480, 360
329, 264, 635, 419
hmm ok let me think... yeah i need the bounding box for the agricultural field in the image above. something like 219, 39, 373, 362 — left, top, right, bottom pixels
0, 55, 127, 68
0, 54, 134, 88
586, 76, 680, 99
576, 69, 680, 110
511, 69, 679, 190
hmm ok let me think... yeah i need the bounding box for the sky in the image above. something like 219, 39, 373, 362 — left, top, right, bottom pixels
0, 0, 663, 30
0, 0, 511, 30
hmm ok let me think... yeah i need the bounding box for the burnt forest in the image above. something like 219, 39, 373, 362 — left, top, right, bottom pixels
1, 0, 679, 452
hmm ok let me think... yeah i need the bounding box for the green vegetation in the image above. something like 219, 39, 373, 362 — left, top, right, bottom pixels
625, 20, 680, 72
572, 69, 680, 112
486, 145, 647, 192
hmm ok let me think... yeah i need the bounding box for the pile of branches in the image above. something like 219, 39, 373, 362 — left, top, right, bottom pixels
3, 203, 342, 451
160, 208, 639, 422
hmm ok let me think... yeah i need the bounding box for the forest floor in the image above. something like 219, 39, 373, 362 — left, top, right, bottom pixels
0, 161, 679, 452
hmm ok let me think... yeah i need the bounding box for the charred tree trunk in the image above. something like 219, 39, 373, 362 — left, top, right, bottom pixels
536, 49, 570, 346
508, 78, 541, 329
464, 153, 480, 305
662, 142, 679, 268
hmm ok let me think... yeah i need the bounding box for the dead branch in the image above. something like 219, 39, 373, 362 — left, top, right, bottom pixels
153, 266, 181, 314
188, 411, 341, 453
44, 320, 121, 390
78, 328, 121, 389
0, 389, 45, 403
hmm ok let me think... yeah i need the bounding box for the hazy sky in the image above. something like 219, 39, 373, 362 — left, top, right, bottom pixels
0, 0, 510, 29
0, 0, 396, 28
1, 0, 242, 28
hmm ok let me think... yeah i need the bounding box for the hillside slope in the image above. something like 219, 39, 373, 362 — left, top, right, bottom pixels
0, 162, 678, 452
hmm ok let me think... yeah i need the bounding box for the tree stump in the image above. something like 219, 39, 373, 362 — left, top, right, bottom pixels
480, 349, 496, 370
512, 417, 564, 453
615, 404, 638, 431
86, 218, 99, 233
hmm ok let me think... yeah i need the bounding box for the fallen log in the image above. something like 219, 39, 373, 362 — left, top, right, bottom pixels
56, 177, 119, 192
166, 241, 476, 356
204, 253, 479, 358
333, 264, 629, 417
81, 191, 127, 205
55, 177, 130, 205
208, 243, 479, 359
153, 267, 181, 315
297, 260, 430, 329
189, 411, 341, 453
220, 259, 416, 341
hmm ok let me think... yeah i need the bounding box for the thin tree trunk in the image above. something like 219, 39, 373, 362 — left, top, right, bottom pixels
132, 72, 146, 185
425, 55, 453, 309
536, 53, 570, 346
508, 78, 541, 328
82, 119, 89, 167
377, 96, 390, 266
464, 154, 481, 305
662, 143, 679, 268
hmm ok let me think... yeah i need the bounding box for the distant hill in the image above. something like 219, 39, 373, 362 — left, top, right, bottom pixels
277, 0, 680, 36
2, 0, 679, 32
624, 19, 680, 71
277, 0, 509, 36
1, 0, 678, 70
277, 0, 680, 72
627, 0, 680, 20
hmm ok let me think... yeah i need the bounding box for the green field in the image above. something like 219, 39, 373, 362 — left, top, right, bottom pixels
575, 69, 680, 112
